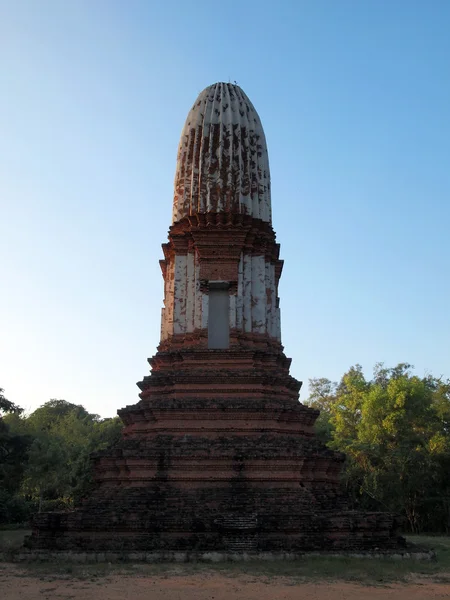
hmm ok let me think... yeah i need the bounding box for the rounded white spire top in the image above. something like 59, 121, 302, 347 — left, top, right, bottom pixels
172, 82, 271, 224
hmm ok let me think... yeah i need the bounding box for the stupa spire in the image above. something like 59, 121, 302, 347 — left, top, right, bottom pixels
160, 83, 282, 350
173, 82, 271, 223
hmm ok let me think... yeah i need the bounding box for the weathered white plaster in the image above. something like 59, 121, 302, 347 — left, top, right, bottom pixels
160, 249, 281, 342
161, 260, 175, 341
236, 253, 244, 330
173, 255, 187, 334
160, 307, 166, 340
160, 83, 284, 344
243, 254, 252, 332
265, 261, 273, 336
251, 255, 266, 333
229, 293, 236, 329
194, 262, 202, 331
173, 83, 271, 224
185, 253, 195, 333
273, 268, 281, 340
276, 304, 281, 340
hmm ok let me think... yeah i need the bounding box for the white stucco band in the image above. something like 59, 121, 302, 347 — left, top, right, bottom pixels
160, 251, 281, 343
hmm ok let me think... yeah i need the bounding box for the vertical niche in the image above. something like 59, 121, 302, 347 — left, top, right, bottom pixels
207, 282, 230, 349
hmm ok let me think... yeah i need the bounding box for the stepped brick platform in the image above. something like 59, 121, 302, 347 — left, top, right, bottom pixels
27, 349, 402, 555
26, 82, 404, 557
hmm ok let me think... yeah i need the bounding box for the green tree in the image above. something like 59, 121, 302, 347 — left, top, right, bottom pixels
21, 435, 69, 512
0, 388, 23, 417
20, 400, 123, 509
306, 377, 336, 443
1, 394, 123, 521
0, 389, 31, 522
307, 364, 450, 532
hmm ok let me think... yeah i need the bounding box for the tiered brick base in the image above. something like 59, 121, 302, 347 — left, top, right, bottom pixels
26, 348, 404, 555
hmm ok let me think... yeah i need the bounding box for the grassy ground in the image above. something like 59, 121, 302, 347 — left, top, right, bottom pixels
0, 529, 31, 554
1, 529, 449, 584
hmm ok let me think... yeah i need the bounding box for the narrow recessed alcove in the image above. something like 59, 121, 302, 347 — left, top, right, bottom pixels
207, 282, 230, 349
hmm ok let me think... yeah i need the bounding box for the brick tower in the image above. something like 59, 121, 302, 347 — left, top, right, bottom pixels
28, 83, 402, 556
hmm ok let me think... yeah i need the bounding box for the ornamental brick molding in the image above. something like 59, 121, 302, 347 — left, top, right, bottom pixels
26, 82, 404, 556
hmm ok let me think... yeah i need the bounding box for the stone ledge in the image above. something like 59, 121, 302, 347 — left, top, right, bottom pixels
1, 547, 435, 563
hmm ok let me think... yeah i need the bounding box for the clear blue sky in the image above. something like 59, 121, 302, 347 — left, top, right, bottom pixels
1, 1, 449, 417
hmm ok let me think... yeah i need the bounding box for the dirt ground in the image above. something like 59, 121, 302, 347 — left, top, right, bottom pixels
1, 566, 450, 600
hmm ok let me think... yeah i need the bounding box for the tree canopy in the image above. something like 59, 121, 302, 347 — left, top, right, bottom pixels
307, 364, 450, 533
0, 394, 122, 523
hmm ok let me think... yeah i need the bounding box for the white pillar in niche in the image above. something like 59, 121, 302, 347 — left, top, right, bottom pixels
229, 292, 236, 329
243, 254, 252, 332
194, 263, 202, 331
160, 307, 166, 340
276, 305, 281, 341
265, 262, 274, 338
265, 261, 272, 336
162, 260, 175, 340
185, 253, 195, 332
173, 255, 187, 334
251, 255, 266, 334
236, 254, 244, 331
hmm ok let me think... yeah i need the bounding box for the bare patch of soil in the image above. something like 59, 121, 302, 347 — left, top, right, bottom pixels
1, 565, 450, 600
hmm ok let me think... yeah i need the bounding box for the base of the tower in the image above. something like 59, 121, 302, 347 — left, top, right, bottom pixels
25, 480, 404, 556
18, 545, 437, 564
24, 348, 405, 557
25, 524, 404, 557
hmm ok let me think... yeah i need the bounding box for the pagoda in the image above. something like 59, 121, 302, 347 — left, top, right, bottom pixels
28, 83, 402, 556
